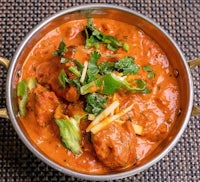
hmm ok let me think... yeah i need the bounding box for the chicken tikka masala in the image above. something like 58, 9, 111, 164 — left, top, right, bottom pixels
16, 18, 180, 174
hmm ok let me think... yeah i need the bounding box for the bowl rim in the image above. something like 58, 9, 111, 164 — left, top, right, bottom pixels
6, 4, 193, 181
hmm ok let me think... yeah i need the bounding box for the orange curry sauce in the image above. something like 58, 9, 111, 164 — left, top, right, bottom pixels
18, 18, 180, 174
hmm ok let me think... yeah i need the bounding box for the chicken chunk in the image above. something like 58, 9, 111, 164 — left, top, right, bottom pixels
36, 61, 80, 102
34, 84, 59, 127
50, 75, 80, 103
92, 121, 137, 169
36, 61, 59, 86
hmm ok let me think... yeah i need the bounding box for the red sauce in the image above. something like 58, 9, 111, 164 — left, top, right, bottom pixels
18, 18, 180, 174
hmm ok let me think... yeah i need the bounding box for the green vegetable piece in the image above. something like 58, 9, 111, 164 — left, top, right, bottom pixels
101, 74, 125, 95
85, 19, 99, 48
69, 66, 81, 77
80, 78, 103, 95
148, 72, 155, 79
142, 65, 153, 72
142, 65, 155, 79
27, 77, 36, 90
60, 58, 83, 72
98, 62, 115, 75
56, 116, 82, 154
85, 93, 107, 115
74, 59, 84, 71
115, 56, 139, 75
81, 73, 151, 95
58, 69, 81, 92
100, 74, 148, 94
87, 51, 101, 82
85, 18, 122, 52
132, 79, 147, 91
60, 58, 70, 63
88, 17, 93, 26
123, 43, 129, 51
18, 97, 28, 117
58, 69, 70, 88
17, 80, 28, 116
141, 88, 152, 94
80, 74, 124, 95
85, 33, 100, 49
124, 79, 152, 93
71, 78, 81, 93
52, 38, 67, 56
17, 80, 27, 97
103, 36, 122, 52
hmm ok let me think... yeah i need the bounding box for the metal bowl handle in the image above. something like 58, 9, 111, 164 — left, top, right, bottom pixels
188, 58, 200, 116
0, 57, 10, 119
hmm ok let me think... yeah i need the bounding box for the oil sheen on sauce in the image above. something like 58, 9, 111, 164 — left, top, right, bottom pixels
19, 18, 180, 174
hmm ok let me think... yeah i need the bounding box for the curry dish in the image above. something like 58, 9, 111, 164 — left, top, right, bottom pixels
16, 18, 180, 174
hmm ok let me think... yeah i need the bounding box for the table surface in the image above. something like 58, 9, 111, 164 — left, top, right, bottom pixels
0, 1, 199, 181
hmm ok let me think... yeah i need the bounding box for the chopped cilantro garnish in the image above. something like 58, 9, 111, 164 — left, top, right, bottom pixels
85, 18, 128, 52
87, 51, 101, 82
71, 78, 81, 93
133, 79, 147, 91
98, 62, 115, 75
85, 93, 107, 115
69, 66, 81, 77
142, 65, 155, 79
80, 73, 151, 95
52, 38, 67, 56
85, 30, 100, 49
74, 59, 84, 71
60, 58, 70, 63
114, 56, 139, 75
58, 69, 70, 88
